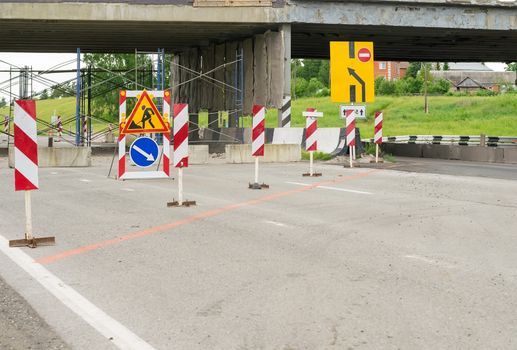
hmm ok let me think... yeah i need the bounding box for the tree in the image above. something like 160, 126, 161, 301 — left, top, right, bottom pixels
83, 53, 154, 120
443, 62, 450, 71
39, 89, 49, 100
506, 63, 517, 72
405, 62, 422, 79
0, 97, 6, 108
317, 60, 330, 87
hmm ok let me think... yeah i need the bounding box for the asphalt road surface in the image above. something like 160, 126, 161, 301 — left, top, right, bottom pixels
1, 156, 516, 349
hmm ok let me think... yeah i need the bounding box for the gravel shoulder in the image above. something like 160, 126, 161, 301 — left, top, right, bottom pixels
0, 275, 70, 350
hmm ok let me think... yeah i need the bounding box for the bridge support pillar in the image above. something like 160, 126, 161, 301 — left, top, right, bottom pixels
278, 24, 291, 128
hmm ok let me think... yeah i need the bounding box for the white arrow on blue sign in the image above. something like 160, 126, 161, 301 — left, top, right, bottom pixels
129, 136, 159, 168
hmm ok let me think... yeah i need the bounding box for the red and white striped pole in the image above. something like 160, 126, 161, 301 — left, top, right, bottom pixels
10, 100, 54, 247
345, 109, 356, 168
374, 111, 383, 163
303, 108, 323, 176
118, 91, 126, 179
173, 103, 189, 205
250, 105, 266, 189
162, 90, 171, 178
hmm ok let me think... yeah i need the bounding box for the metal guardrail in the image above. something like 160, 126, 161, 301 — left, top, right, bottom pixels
363, 135, 517, 147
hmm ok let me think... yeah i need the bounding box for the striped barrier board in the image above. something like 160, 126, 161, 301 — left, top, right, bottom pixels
302, 108, 324, 176
303, 108, 324, 152
173, 103, 188, 168
14, 100, 38, 191
10, 100, 55, 248
252, 105, 265, 157
249, 105, 268, 189
374, 112, 383, 144
168, 102, 196, 207
280, 96, 291, 128
345, 109, 356, 147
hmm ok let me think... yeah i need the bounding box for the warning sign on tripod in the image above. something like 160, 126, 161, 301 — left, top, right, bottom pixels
118, 89, 171, 180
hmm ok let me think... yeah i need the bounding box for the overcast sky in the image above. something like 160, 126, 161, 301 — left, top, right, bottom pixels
0, 52, 509, 101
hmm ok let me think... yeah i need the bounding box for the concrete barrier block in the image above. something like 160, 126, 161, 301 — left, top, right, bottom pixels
422, 144, 451, 160
225, 144, 301, 163
382, 144, 423, 158
449, 145, 462, 160
503, 148, 517, 164
9, 147, 92, 168
176, 145, 209, 164
459, 146, 503, 163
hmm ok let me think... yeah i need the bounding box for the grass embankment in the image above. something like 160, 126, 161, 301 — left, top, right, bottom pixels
264, 94, 517, 138
0, 97, 106, 134
2, 94, 517, 138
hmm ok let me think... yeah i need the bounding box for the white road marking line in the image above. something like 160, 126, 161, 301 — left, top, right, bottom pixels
404, 254, 456, 269
317, 185, 372, 195
0, 235, 156, 350
286, 181, 312, 187
121, 188, 135, 192
79, 179, 92, 183
50, 172, 59, 175
285, 182, 372, 195
265, 220, 288, 227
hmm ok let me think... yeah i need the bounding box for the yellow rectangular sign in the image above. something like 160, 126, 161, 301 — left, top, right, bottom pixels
330, 41, 375, 103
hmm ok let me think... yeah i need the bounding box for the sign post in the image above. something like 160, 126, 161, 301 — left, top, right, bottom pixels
168, 104, 196, 207
302, 108, 323, 177
249, 105, 269, 189
9, 100, 55, 248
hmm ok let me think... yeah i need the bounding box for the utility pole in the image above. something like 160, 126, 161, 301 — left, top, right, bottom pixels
422, 62, 429, 114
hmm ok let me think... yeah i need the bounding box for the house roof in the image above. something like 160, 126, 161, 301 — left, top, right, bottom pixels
447, 62, 493, 71
456, 77, 487, 89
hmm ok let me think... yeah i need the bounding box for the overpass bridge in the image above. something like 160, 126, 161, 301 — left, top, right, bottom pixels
1, 0, 516, 127
1, 0, 516, 60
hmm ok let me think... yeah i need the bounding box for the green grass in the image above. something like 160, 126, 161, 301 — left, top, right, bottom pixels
3, 94, 517, 138
263, 94, 517, 138
301, 151, 333, 161
1, 97, 110, 134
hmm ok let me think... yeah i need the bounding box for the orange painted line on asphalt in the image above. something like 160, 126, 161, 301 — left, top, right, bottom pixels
36, 169, 379, 265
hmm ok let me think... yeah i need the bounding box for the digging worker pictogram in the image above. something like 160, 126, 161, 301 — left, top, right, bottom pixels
140, 105, 155, 129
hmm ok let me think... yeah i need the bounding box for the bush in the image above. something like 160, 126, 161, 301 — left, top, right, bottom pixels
292, 77, 309, 98
476, 89, 497, 96
375, 77, 396, 95
307, 78, 325, 96
427, 79, 451, 94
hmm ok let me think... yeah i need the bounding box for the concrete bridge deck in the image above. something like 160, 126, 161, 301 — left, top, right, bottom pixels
1, 0, 516, 60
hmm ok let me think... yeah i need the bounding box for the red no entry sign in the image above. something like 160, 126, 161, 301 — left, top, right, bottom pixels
358, 48, 372, 62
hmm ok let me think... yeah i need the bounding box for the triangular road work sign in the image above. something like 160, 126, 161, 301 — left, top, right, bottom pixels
121, 90, 170, 134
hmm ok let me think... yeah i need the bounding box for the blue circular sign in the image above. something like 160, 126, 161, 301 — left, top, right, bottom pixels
129, 136, 159, 168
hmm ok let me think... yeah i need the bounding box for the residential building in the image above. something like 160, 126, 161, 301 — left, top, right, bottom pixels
374, 61, 409, 80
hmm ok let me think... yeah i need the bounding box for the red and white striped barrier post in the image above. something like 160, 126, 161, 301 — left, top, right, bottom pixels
249, 105, 268, 189
163, 90, 171, 178
9, 100, 55, 248
168, 103, 196, 207
118, 91, 127, 179
345, 108, 356, 168
374, 111, 383, 163
302, 108, 323, 177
